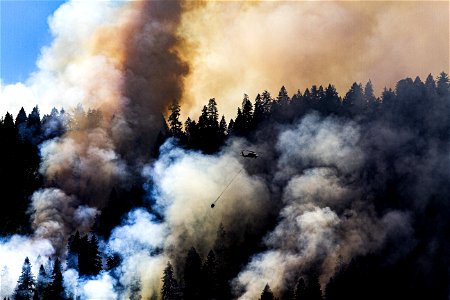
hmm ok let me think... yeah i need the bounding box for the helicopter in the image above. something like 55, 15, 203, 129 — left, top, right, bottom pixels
241, 150, 258, 158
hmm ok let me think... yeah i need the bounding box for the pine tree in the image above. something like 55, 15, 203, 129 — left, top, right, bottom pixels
261, 90, 273, 115
35, 265, 50, 300
67, 231, 81, 270
342, 82, 365, 115
293, 277, 306, 300
324, 84, 340, 115
241, 94, 253, 134
253, 93, 265, 126
161, 262, 180, 300
168, 100, 183, 139
425, 73, 436, 96
78, 234, 90, 276
233, 108, 244, 136
15, 108, 27, 130
260, 284, 276, 300
437, 72, 449, 96
184, 117, 198, 148
227, 119, 234, 135
88, 235, 103, 275
277, 86, 290, 106
219, 115, 227, 139
272, 86, 290, 120
184, 247, 202, 300
203, 250, 218, 300
13, 257, 36, 300
304, 275, 322, 300
48, 259, 65, 300
206, 98, 219, 128
213, 224, 230, 300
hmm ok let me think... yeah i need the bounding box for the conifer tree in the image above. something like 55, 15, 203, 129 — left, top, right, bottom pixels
184, 247, 202, 300
253, 93, 265, 126
437, 72, 449, 96
304, 275, 322, 300
35, 265, 49, 300
241, 94, 253, 133
48, 259, 65, 300
219, 115, 227, 139
88, 235, 103, 275
168, 101, 183, 139
260, 284, 276, 300
161, 262, 180, 300
15, 108, 27, 131
342, 82, 365, 115
203, 250, 219, 300
293, 277, 306, 300
13, 257, 35, 300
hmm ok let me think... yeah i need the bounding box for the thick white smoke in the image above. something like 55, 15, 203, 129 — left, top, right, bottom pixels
0, 236, 54, 299
233, 114, 413, 299
0, 0, 125, 117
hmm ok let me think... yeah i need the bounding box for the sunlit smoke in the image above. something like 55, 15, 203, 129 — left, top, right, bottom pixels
179, 1, 449, 119
0, 0, 448, 299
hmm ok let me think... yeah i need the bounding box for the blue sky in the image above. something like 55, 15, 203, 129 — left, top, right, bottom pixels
0, 0, 66, 84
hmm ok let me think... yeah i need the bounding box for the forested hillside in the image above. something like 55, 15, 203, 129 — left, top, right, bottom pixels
1, 72, 449, 300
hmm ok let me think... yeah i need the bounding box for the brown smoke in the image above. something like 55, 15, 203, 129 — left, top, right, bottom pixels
179, 1, 449, 120
111, 1, 189, 163
34, 0, 191, 253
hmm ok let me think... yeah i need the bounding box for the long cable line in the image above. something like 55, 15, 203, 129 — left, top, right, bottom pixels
210, 167, 244, 208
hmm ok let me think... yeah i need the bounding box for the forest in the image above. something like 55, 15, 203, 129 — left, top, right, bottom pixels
0, 72, 449, 300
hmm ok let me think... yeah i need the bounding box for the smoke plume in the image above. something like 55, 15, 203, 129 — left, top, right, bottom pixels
0, 0, 448, 299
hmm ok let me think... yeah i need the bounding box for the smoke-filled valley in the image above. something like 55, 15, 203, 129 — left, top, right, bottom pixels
0, 1, 449, 300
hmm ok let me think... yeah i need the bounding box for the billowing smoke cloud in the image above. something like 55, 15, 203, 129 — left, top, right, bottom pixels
0, 236, 54, 299
27, 0, 191, 253
0, 0, 448, 299
179, 1, 449, 119
30, 188, 98, 253
2, 0, 191, 295
232, 114, 413, 299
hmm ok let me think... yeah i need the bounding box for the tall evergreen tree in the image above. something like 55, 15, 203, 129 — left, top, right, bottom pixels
260, 284, 276, 300
203, 250, 219, 300
206, 98, 219, 128
293, 277, 306, 300
425, 73, 436, 96
436, 71, 449, 96
168, 100, 183, 139
342, 82, 365, 115
261, 90, 273, 115
15, 108, 27, 134
213, 224, 230, 300
323, 84, 340, 115
47, 259, 65, 300
241, 94, 253, 134
219, 115, 227, 139
35, 265, 49, 300
184, 247, 202, 300
161, 262, 180, 300
253, 93, 265, 126
304, 275, 322, 300
13, 257, 35, 300
88, 235, 103, 275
